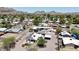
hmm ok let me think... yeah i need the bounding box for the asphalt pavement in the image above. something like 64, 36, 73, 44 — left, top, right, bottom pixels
38, 32, 58, 51
11, 29, 32, 51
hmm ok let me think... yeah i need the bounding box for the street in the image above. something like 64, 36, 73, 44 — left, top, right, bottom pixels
38, 32, 58, 51
11, 28, 32, 51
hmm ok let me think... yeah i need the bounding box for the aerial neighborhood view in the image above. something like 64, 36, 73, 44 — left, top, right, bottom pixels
0, 7, 79, 51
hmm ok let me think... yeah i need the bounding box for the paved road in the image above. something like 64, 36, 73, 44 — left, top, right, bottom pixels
11, 26, 58, 51
11, 29, 32, 51
38, 32, 58, 51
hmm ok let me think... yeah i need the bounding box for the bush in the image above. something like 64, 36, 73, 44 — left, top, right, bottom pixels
37, 37, 45, 47
3, 36, 15, 50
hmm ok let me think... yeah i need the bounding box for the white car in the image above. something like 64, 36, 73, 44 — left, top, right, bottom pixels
49, 28, 56, 32
61, 25, 67, 28
76, 25, 79, 28
45, 32, 52, 40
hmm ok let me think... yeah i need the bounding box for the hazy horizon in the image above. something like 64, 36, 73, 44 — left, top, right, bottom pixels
12, 7, 79, 13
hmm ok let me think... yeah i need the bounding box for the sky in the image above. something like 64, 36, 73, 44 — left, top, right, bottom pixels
12, 7, 79, 13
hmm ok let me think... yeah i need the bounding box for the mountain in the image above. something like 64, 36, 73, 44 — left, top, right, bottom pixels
0, 7, 79, 15
0, 7, 16, 12
34, 11, 65, 15
34, 11, 46, 14
0, 7, 26, 15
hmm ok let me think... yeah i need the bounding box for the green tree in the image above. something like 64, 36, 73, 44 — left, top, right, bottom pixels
33, 16, 42, 26
3, 36, 15, 50
56, 27, 62, 34
37, 37, 46, 47
47, 14, 50, 19
50, 15, 54, 21
1, 21, 12, 28
59, 15, 65, 24
33, 19, 39, 26
71, 28, 79, 36
73, 15, 79, 24
20, 15, 25, 22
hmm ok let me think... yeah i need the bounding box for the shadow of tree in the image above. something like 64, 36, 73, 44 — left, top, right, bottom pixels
55, 47, 60, 51
38, 45, 46, 48
55, 43, 58, 45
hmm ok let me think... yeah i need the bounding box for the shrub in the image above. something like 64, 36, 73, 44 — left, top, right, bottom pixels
3, 36, 15, 50
37, 37, 45, 47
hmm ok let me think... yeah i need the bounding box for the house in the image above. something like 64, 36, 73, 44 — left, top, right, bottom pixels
27, 19, 34, 26
32, 26, 51, 32
5, 27, 23, 33
5, 24, 23, 33
58, 31, 79, 48
58, 31, 71, 39
0, 28, 7, 36
62, 37, 79, 47
0, 28, 7, 32
32, 26, 51, 30
12, 18, 20, 25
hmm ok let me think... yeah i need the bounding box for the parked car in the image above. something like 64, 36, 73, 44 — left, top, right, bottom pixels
76, 25, 79, 28
61, 25, 67, 28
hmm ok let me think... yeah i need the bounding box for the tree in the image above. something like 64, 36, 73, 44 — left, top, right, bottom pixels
33, 19, 39, 26
1, 21, 12, 28
3, 36, 15, 50
71, 28, 79, 36
47, 14, 50, 19
37, 37, 46, 47
1, 20, 6, 27
73, 15, 79, 24
59, 15, 65, 24
33, 16, 42, 26
56, 27, 62, 34
20, 15, 25, 22
50, 15, 54, 21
